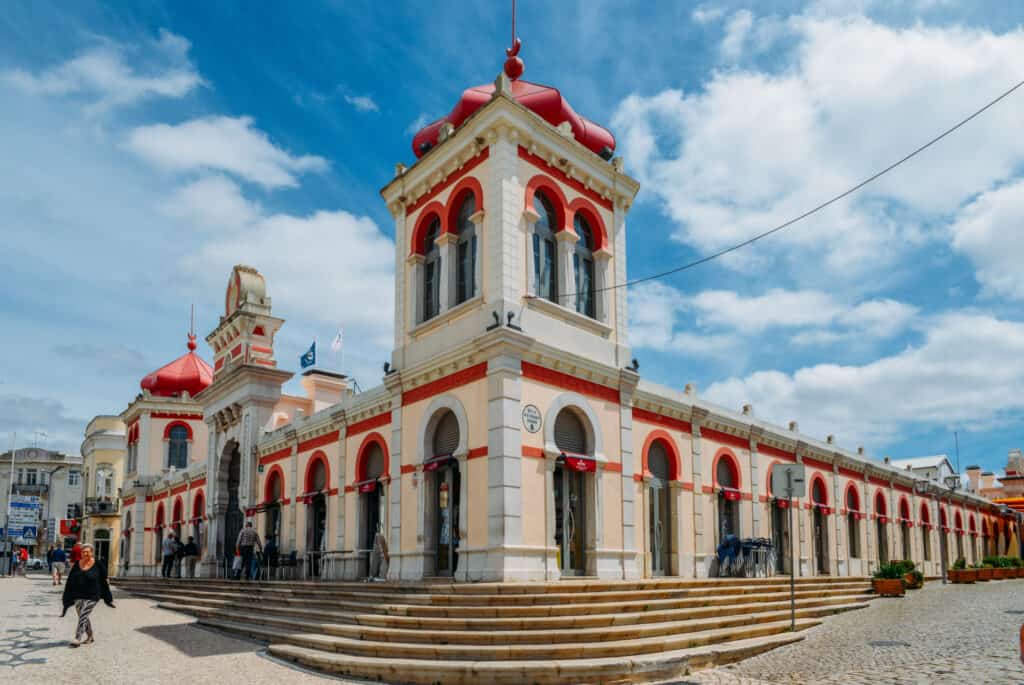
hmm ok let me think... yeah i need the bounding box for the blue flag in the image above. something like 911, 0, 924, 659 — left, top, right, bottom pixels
300, 340, 316, 369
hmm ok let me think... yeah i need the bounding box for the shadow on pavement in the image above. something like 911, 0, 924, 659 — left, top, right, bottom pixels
136, 623, 256, 658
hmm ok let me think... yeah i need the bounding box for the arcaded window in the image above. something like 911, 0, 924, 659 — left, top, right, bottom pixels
168, 425, 189, 469
532, 192, 558, 303
573, 213, 596, 318
432, 411, 460, 457
846, 487, 860, 558
455, 194, 477, 304
554, 409, 588, 455
422, 217, 441, 321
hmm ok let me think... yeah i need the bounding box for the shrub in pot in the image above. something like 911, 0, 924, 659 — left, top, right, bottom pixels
949, 557, 973, 584
872, 562, 906, 597
977, 564, 994, 581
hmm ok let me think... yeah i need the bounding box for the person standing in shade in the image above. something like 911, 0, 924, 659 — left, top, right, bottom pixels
235, 522, 261, 581
369, 524, 389, 581
46, 546, 55, 574
182, 537, 199, 578
264, 535, 278, 580
160, 533, 176, 579
61, 543, 114, 647
51, 546, 68, 585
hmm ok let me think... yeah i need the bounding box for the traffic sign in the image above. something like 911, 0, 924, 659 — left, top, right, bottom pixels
771, 463, 807, 499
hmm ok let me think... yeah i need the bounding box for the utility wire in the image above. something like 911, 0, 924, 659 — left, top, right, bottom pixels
558, 78, 1024, 301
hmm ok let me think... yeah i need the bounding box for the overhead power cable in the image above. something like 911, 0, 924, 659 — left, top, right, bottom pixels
558, 78, 1024, 301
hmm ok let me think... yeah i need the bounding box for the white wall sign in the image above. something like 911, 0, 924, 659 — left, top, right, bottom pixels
522, 405, 542, 433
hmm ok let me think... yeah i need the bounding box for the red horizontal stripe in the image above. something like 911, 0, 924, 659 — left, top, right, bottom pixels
632, 408, 692, 434
170, 484, 188, 496
802, 456, 832, 472
838, 467, 862, 480
298, 430, 340, 453
632, 473, 643, 482
259, 446, 293, 466
251, 345, 273, 354
701, 485, 713, 494
758, 443, 796, 461
122, 497, 136, 506
869, 476, 890, 488
602, 462, 622, 473
521, 362, 619, 404
400, 464, 417, 474
701, 428, 748, 451
522, 446, 545, 459
402, 363, 488, 406
150, 412, 203, 420
189, 478, 205, 489
344, 485, 355, 493
348, 412, 391, 437
518, 147, 613, 211
405, 148, 489, 216
681, 482, 695, 491
467, 446, 488, 459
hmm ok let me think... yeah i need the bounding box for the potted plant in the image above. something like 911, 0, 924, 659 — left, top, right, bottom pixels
948, 557, 974, 584
872, 562, 906, 597
1012, 557, 1024, 578
897, 560, 924, 589
977, 562, 995, 581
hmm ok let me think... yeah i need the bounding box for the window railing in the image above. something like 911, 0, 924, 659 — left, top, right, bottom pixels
85, 498, 119, 515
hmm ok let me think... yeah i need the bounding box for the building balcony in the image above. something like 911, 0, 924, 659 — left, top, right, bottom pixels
13, 483, 48, 495
85, 498, 119, 516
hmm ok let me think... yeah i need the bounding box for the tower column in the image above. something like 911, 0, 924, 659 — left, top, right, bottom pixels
485, 354, 526, 581
556, 230, 579, 310
436, 233, 458, 312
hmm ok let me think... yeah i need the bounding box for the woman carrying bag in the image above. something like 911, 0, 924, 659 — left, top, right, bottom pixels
61, 543, 114, 647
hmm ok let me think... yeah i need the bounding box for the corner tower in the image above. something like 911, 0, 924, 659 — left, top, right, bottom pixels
381, 48, 640, 373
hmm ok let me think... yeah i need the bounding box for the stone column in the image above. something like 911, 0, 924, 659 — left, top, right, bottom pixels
863, 476, 873, 574
486, 354, 524, 581
619, 369, 639, 579
690, 407, 708, 577
832, 463, 843, 575
335, 420, 348, 552
555, 230, 578, 310
436, 232, 458, 312
454, 453, 470, 582
406, 255, 424, 328
748, 428, 763, 539
202, 424, 219, 569
469, 209, 486, 299
384, 373, 404, 579
522, 207, 540, 296
594, 248, 612, 324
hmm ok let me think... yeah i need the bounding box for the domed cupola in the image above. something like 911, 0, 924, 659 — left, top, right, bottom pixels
411, 40, 616, 160
140, 333, 213, 398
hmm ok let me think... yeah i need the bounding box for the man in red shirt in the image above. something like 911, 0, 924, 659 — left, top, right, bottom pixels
69, 541, 82, 566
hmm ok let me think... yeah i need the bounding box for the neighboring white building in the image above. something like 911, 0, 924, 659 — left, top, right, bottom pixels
0, 447, 83, 553
890, 455, 957, 486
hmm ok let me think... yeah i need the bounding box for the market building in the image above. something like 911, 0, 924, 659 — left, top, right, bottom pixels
99, 48, 1019, 581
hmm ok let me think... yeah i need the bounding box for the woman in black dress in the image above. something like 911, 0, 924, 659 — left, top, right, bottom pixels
61, 543, 114, 646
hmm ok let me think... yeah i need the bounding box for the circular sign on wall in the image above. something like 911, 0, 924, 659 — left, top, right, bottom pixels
522, 404, 542, 433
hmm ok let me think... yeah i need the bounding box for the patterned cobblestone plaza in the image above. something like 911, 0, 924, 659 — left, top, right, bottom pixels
1, 573, 1021, 684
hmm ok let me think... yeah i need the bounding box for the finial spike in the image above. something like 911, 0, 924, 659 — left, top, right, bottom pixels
504, 0, 524, 80
187, 303, 197, 351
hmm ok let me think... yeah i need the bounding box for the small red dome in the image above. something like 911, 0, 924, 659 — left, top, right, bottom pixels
412, 77, 616, 159
140, 334, 213, 398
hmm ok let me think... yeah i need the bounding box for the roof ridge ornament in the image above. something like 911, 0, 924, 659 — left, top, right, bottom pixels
504, 0, 523, 80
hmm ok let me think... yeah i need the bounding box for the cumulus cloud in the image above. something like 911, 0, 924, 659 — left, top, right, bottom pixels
949, 179, 1024, 300
0, 394, 87, 455
126, 115, 328, 188
720, 10, 754, 60
162, 174, 262, 230
703, 312, 1024, 447
344, 94, 379, 112
612, 16, 1024, 283
1, 29, 202, 111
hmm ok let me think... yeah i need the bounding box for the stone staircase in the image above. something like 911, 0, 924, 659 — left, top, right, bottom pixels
112, 575, 873, 684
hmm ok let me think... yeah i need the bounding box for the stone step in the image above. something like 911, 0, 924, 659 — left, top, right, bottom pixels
197, 614, 821, 661
117, 584, 870, 618
265, 631, 805, 685
167, 598, 864, 646
152, 590, 869, 633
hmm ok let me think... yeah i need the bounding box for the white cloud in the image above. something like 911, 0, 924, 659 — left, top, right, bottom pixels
720, 10, 754, 61
2, 29, 202, 111
405, 113, 432, 135
704, 312, 1024, 447
162, 175, 262, 230
950, 179, 1024, 300
612, 16, 1024, 282
344, 94, 379, 113
126, 115, 328, 188
839, 298, 919, 337
180, 209, 395, 349
691, 288, 839, 334
692, 5, 726, 25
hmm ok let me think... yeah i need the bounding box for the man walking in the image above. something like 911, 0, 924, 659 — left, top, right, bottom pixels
161, 533, 176, 579
51, 545, 67, 585
18, 547, 28, 576
235, 522, 261, 581
182, 536, 199, 578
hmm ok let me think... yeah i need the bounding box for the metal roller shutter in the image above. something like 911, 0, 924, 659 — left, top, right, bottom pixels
554, 409, 587, 454
432, 411, 460, 457
364, 444, 385, 480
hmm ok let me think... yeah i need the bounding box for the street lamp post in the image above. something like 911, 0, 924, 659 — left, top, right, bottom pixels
43, 465, 66, 547
941, 474, 961, 585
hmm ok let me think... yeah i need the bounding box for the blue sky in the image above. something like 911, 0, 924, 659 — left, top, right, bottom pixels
1, 1, 1023, 477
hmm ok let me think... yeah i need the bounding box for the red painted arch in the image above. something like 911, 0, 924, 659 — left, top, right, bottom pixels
172, 496, 183, 523
304, 451, 331, 494
163, 420, 193, 440
711, 448, 742, 491
765, 460, 782, 497
939, 506, 949, 527
898, 496, 911, 521
919, 501, 931, 525
524, 174, 569, 232
845, 482, 861, 512
969, 514, 977, 535
445, 177, 484, 235
954, 510, 964, 532
567, 197, 608, 252
264, 465, 285, 503
155, 502, 165, 527
192, 491, 205, 519
409, 201, 446, 255
356, 432, 389, 482
640, 430, 680, 481
809, 473, 829, 506
874, 490, 888, 516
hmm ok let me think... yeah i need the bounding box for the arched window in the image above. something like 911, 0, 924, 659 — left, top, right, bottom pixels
308, 459, 327, 493
532, 192, 558, 302
647, 441, 671, 481
422, 217, 441, 321
811, 478, 826, 505
266, 470, 282, 502
168, 425, 189, 469
455, 194, 477, 304
716, 458, 736, 490
846, 486, 860, 559
573, 213, 596, 318
432, 411, 460, 458
554, 409, 588, 455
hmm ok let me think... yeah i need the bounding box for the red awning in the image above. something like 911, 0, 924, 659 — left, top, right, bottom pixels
774, 499, 790, 509
564, 455, 596, 472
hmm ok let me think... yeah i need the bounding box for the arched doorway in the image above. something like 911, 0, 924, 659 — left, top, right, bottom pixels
954, 511, 965, 563
646, 439, 673, 577
938, 507, 950, 568
93, 529, 111, 567
221, 441, 244, 567
715, 454, 740, 544
305, 455, 328, 577
554, 408, 591, 576
769, 466, 791, 575
874, 492, 889, 565
811, 477, 829, 575
427, 411, 461, 577
356, 438, 387, 577
191, 492, 205, 559
121, 510, 132, 572
846, 485, 861, 562
899, 498, 912, 562
263, 469, 283, 545
968, 516, 977, 564
920, 503, 932, 561
154, 503, 166, 572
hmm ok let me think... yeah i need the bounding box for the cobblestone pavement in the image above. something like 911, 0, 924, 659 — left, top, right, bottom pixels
677, 580, 1024, 685
0, 573, 346, 684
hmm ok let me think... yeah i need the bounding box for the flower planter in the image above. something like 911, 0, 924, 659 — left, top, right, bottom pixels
996, 567, 1013, 580
873, 578, 905, 597
904, 572, 924, 589
948, 569, 975, 584
1016, 567, 1024, 579
977, 567, 994, 581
